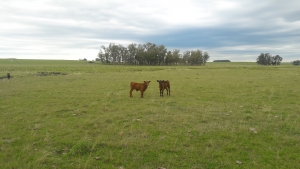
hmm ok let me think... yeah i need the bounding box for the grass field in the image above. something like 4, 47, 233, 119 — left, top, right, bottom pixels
0, 59, 299, 168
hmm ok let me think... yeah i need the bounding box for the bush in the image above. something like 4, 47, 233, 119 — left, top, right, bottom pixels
256, 53, 282, 65
291, 60, 300, 65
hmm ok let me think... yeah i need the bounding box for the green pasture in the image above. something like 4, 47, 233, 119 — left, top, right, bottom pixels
0, 59, 299, 168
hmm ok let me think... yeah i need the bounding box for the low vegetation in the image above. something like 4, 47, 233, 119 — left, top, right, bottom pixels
0, 60, 299, 168
213, 60, 231, 62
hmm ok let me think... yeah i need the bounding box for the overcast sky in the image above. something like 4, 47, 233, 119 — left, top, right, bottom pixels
1, 0, 300, 61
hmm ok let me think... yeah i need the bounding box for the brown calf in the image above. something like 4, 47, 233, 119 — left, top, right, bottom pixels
157, 80, 170, 97
130, 81, 151, 98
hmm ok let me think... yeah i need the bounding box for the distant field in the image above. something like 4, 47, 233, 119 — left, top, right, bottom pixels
0, 60, 299, 168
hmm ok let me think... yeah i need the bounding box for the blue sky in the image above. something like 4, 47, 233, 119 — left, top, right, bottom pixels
1, 0, 300, 61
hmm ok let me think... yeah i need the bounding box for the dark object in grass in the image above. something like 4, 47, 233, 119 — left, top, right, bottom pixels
36, 72, 67, 76
7, 73, 10, 79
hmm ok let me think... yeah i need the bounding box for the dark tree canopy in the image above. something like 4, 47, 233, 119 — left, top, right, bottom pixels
256, 53, 282, 65
291, 60, 300, 65
97, 42, 210, 66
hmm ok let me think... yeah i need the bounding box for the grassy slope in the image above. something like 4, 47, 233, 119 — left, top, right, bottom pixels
0, 60, 299, 168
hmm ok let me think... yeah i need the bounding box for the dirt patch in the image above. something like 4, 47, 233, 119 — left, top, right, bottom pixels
35, 72, 67, 76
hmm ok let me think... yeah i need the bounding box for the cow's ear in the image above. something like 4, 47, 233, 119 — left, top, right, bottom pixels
157, 80, 159, 82
149, 81, 151, 82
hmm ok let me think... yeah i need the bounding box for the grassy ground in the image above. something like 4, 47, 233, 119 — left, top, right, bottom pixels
0, 60, 299, 168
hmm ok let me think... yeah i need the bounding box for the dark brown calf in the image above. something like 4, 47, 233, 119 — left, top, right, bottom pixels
130, 81, 151, 98
157, 80, 170, 97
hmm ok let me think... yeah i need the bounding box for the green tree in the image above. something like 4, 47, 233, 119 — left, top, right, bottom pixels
107, 43, 119, 65
257, 53, 282, 66
272, 55, 282, 65
203, 51, 210, 65
190, 50, 202, 65
157, 45, 167, 65
257, 53, 270, 65
118, 44, 128, 64
165, 51, 172, 65
98, 45, 110, 64
136, 44, 146, 65
98, 42, 209, 66
143, 42, 158, 65
172, 49, 180, 65
182, 51, 190, 65
292, 60, 300, 65
127, 43, 137, 65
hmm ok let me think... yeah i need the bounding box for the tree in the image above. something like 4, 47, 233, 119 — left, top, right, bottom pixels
292, 60, 300, 65
203, 52, 210, 65
98, 42, 210, 66
127, 43, 137, 65
257, 53, 282, 65
182, 51, 191, 65
136, 44, 146, 65
97, 45, 108, 64
172, 49, 180, 65
143, 42, 158, 65
107, 43, 119, 65
256, 53, 265, 65
118, 44, 128, 64
165, 51, 172, 65
157, 45, 167, 65
189, 50, 202, 65
272, 55, 282, 65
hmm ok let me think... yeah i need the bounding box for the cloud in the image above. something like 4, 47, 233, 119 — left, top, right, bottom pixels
0, 0, 300, 61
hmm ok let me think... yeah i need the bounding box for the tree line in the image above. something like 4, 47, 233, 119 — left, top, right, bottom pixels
213, 60, 231, 62
256, 53, 283, 65
97, 42, 210, 65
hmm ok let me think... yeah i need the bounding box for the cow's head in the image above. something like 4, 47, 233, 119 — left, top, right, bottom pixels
144, 81, 151, 86
157, 80, 164, 88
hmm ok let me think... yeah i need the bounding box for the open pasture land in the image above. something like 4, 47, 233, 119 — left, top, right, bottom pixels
1, 60, 300, 168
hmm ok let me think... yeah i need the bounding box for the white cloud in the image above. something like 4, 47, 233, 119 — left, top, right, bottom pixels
1, 0, 300, 61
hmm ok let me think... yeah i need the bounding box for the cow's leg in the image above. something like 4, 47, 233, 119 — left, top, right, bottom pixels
168, 87, 170, 96
141, 91, 144, 98
130, 89, 134, 97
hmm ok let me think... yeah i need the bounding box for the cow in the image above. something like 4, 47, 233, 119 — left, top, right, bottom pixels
7, 73, 10, 80
157, 80, 170, 97
130, 81, 151, 98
